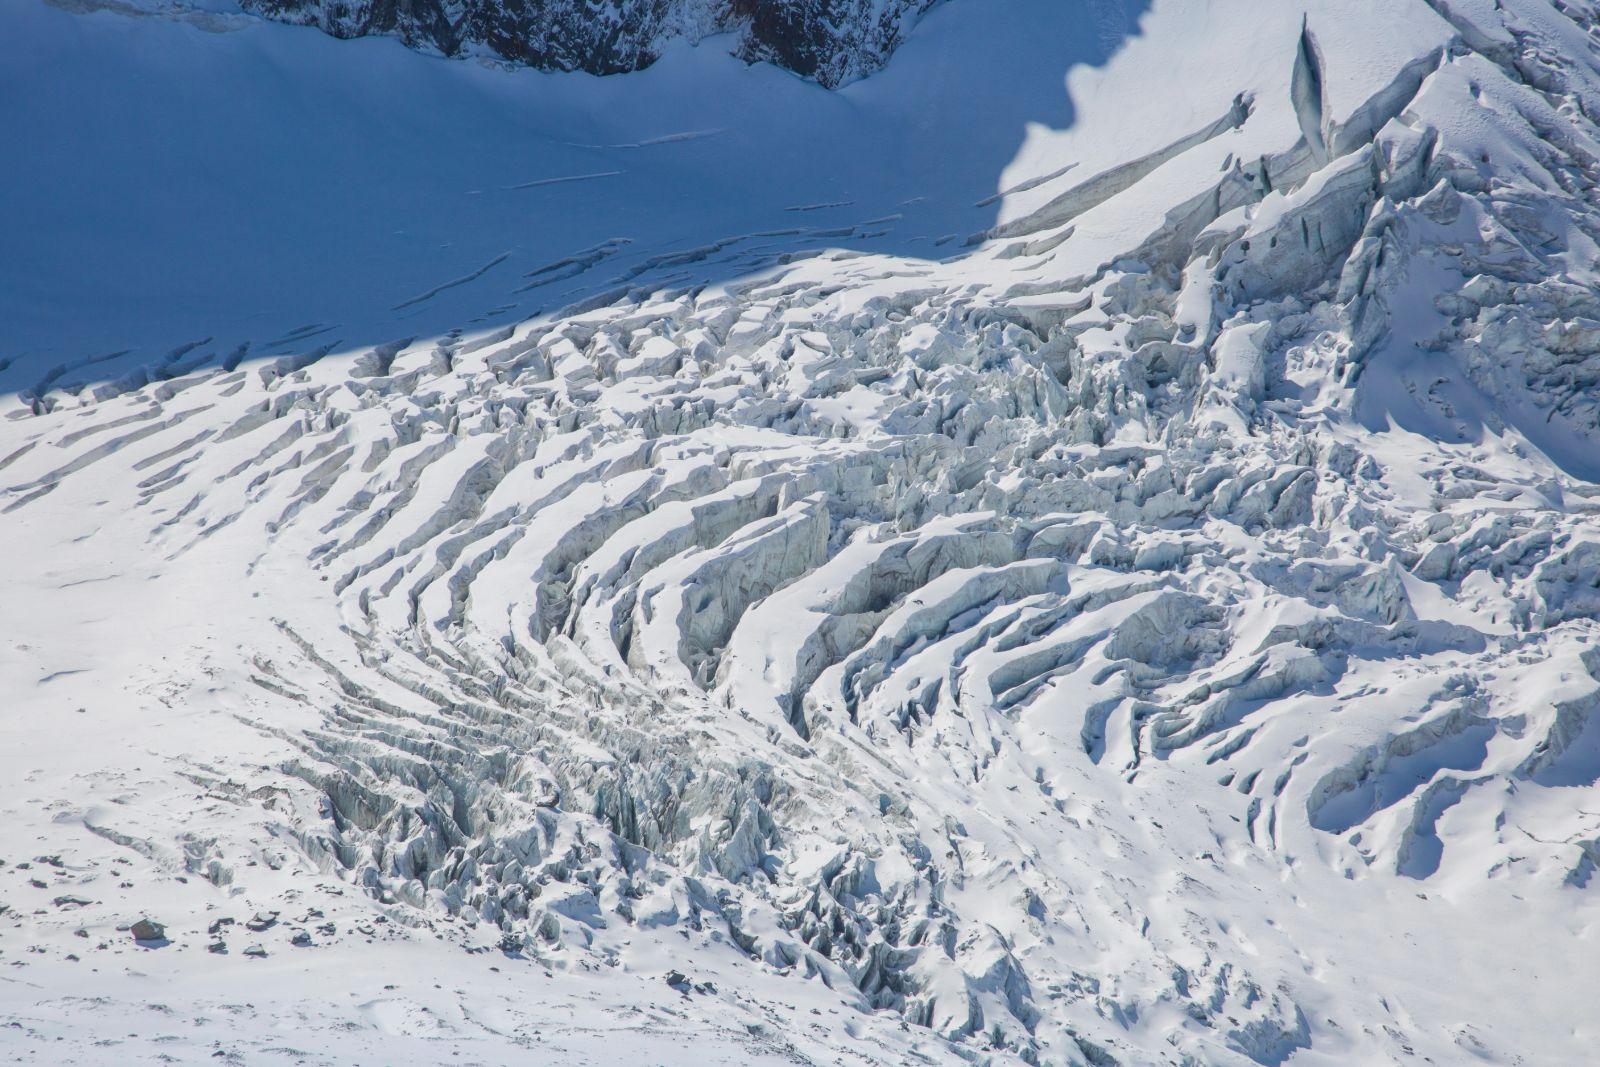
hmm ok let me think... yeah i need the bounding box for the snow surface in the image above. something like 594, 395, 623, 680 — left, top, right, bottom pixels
5, 0, 1600, 1064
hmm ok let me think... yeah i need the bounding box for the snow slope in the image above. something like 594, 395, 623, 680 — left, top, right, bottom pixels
5, 0, 1600, 1064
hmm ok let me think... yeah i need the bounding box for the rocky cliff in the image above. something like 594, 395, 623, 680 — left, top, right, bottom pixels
240, 0, 939, 85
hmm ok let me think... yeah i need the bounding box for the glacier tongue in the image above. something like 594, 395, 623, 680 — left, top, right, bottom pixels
5, 0, 1600, 1064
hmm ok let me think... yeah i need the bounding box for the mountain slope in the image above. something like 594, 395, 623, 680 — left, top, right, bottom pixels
4, 0, 1600, 1064
240, 0, 940, 85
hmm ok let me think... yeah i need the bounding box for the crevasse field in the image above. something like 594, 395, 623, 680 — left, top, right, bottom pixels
4, 0, 1600, 1063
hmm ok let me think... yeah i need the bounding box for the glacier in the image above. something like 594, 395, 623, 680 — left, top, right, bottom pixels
3, 0, 1600, 1064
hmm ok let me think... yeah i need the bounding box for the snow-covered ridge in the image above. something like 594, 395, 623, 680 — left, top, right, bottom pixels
5, 0, 1600, 1063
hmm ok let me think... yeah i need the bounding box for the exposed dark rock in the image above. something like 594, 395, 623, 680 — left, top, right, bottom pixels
238, 0, 937, 87
736, 0, 936, 85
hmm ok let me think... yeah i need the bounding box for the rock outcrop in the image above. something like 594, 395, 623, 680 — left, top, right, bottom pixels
240, 0, 938, 86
